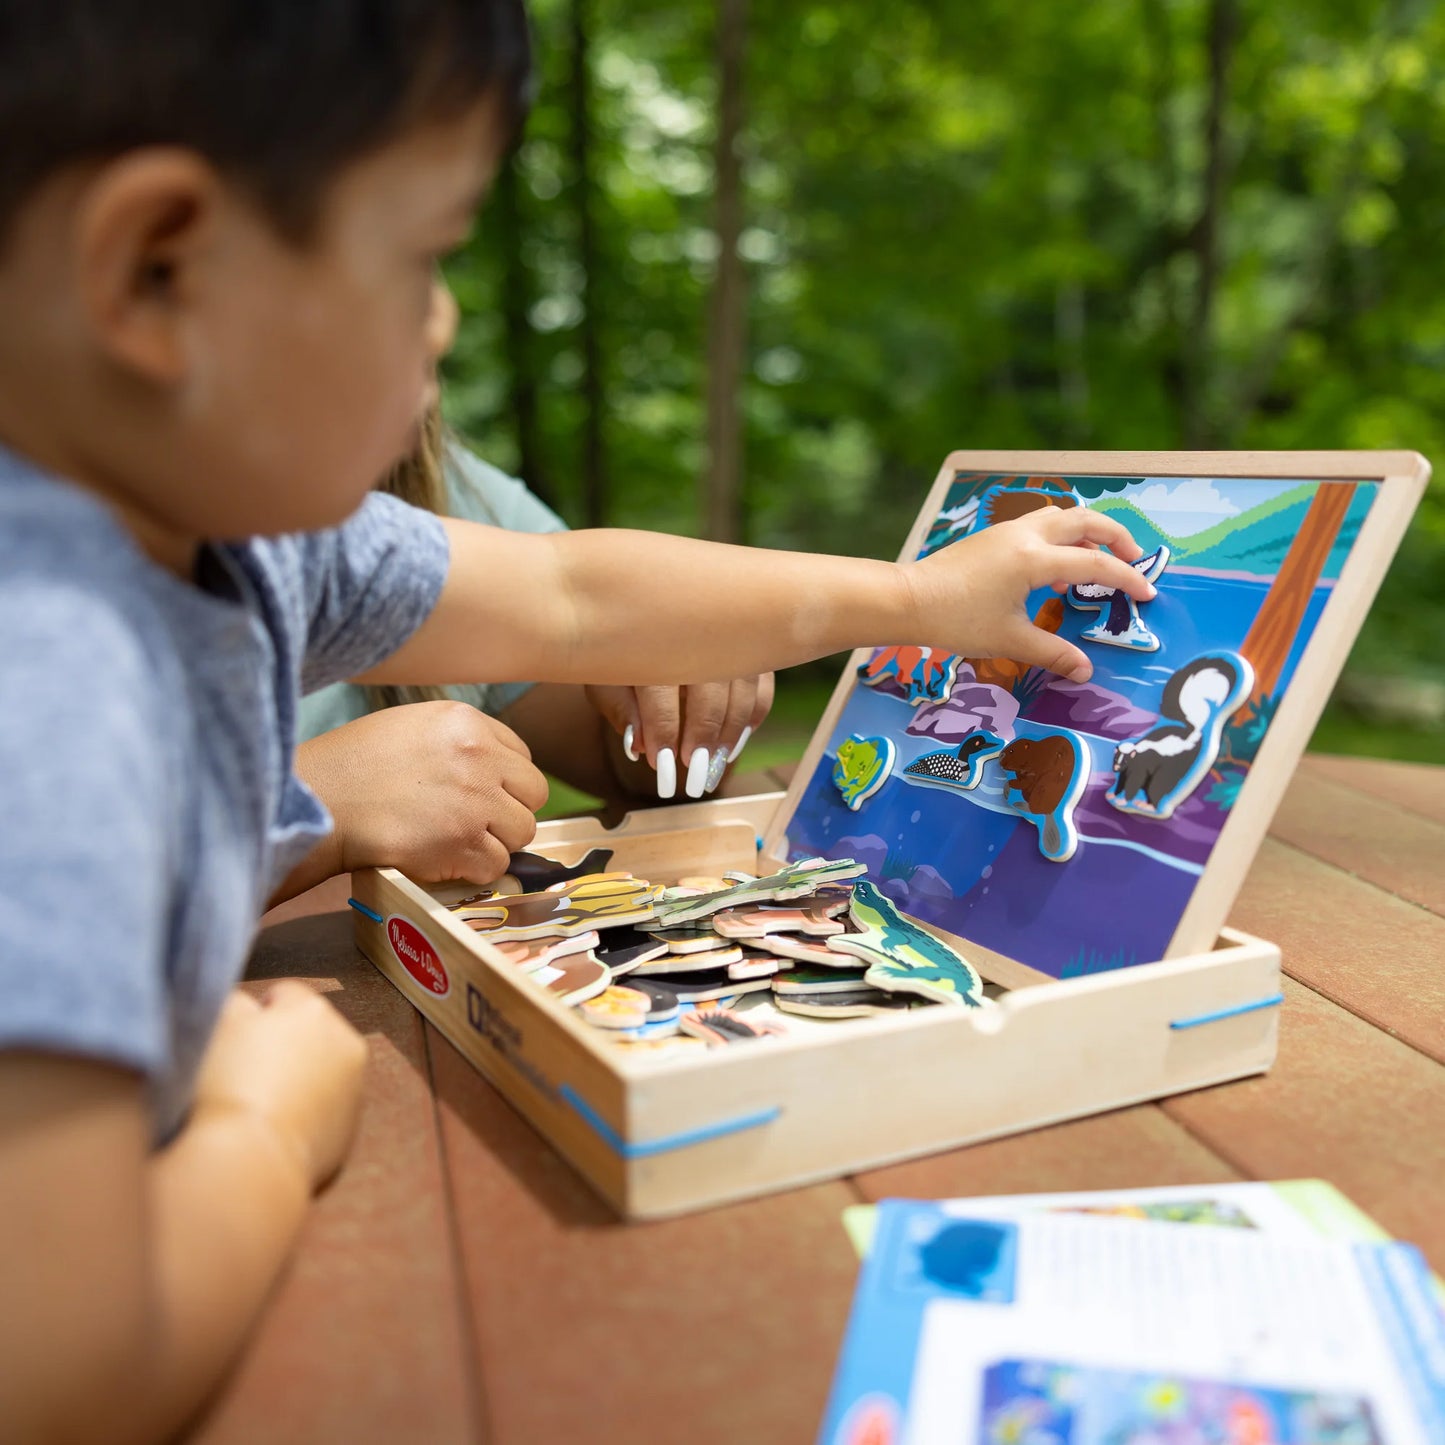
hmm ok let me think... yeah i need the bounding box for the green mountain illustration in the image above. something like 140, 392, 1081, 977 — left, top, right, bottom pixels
1092, 483, 1367, 576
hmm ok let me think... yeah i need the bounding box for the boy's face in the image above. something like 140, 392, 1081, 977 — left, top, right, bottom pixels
0, 100, 497, 550
180, 104, 494, 538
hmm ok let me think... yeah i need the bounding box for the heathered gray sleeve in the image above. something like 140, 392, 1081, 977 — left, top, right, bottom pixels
0, 582, 169, 1076
298, 491, 451, 694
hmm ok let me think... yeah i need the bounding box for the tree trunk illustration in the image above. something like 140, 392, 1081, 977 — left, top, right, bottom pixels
1240, 481, 1357, 703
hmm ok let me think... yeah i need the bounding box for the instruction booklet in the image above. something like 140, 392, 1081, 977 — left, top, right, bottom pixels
821, 1182, 1445, 1445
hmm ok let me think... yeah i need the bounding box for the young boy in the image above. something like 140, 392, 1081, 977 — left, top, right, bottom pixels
0, 3, 1150, 1440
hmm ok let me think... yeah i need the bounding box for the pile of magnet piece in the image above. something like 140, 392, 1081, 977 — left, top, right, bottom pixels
445, 851, 987, 1054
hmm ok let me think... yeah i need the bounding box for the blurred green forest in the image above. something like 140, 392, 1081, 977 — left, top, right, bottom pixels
443, 0, 1445, 765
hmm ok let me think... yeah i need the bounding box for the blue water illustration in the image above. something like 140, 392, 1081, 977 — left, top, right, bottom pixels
786, 561, 1347, 978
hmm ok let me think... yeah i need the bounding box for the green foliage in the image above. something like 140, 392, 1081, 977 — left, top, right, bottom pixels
444, 0, 1445, 720
1204, 769, 1246, 810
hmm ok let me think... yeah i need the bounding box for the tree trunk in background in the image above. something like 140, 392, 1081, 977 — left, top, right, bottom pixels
1241, 482, 1357, 703
495, 151, 553, 507
703, 0, 748, 543
570, 0, 607, 526
1182, 0, 1239, 448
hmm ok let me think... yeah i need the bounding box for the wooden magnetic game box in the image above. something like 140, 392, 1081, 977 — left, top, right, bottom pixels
351, 449, 1429, 1219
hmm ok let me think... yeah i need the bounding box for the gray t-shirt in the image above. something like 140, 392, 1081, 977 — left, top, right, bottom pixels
297, 441, 566, 740
0, 447, 449, 1140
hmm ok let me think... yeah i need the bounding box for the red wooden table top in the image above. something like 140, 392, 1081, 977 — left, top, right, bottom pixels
192, 752, 1445, 1445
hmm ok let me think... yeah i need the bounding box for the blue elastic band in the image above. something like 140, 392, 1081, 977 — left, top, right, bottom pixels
560, 1082, 780, 1159
347, 898, 383, 923
1169, 992, 1284, 1030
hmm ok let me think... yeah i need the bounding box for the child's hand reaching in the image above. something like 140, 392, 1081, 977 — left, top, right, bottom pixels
903, 507, 1150, 683
585, 676, 775, 799
192, 985, 367, 1193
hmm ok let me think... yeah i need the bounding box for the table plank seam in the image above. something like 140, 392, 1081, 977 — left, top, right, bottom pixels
1298, 757, 1445, 830
423, 1021, 494, 1445
1267, 831, 1444, 920
1151, 1101, 1263, 1185
1277, 964, 1445, 1069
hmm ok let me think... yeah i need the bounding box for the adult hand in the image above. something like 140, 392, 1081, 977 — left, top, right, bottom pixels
295, 700, 549, 884
903, 507, 1148, 683
584, 676, 775, 800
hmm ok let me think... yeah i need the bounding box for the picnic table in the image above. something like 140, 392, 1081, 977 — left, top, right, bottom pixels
192, 752, 1445, 1445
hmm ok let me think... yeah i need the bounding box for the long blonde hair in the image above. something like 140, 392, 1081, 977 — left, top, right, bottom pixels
365, 404, 454, 712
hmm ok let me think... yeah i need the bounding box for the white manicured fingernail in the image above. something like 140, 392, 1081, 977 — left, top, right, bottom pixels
623, 723, 640, 762
728, 726, 752, 763
685, 747, 710, 799
656, 748, 676, 799
705, 750, 729, 793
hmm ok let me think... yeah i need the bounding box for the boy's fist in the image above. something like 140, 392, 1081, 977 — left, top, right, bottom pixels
194, 984, 367, 1192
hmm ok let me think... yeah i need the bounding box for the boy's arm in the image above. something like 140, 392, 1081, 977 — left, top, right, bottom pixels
362, 508, 1149, 691
0, 988, 364, 1445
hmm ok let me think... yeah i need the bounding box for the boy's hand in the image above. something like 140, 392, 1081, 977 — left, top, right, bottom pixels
585, 676, 774, 799
904, 508, 1150, 683
193, 985, 367, 1193
298, 701, 550, 884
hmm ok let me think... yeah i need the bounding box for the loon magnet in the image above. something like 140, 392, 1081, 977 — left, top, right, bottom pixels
905, 726, 1087, 864
1067, 543, 1171, 651
904, 728, 1006, 792
1110, 651, 1254, 820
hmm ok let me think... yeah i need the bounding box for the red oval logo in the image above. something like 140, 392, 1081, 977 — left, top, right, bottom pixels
386, 917, 449, 997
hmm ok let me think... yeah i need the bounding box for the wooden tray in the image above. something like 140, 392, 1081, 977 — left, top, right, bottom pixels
351, 793, 1281, 1219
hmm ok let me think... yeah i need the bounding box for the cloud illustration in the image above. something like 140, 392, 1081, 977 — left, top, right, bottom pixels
1134, 477, 1241, 517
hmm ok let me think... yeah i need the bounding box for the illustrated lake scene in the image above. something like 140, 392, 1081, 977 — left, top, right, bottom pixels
783, 471, 1378, 977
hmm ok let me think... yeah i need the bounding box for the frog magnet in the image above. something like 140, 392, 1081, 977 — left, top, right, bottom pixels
827, 880, 984, 1007
831, 734, 896, 811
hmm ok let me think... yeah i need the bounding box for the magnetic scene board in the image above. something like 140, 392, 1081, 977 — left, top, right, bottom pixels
768, 451, 1429, 980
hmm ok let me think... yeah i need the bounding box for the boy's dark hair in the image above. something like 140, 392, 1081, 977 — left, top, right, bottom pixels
0, 0, 531, 247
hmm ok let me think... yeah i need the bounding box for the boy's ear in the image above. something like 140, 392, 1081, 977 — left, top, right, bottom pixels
73, 150, 222, 387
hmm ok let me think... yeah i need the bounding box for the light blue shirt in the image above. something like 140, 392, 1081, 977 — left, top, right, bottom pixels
0, 447, 449, 1139
297, 441, 566, 740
